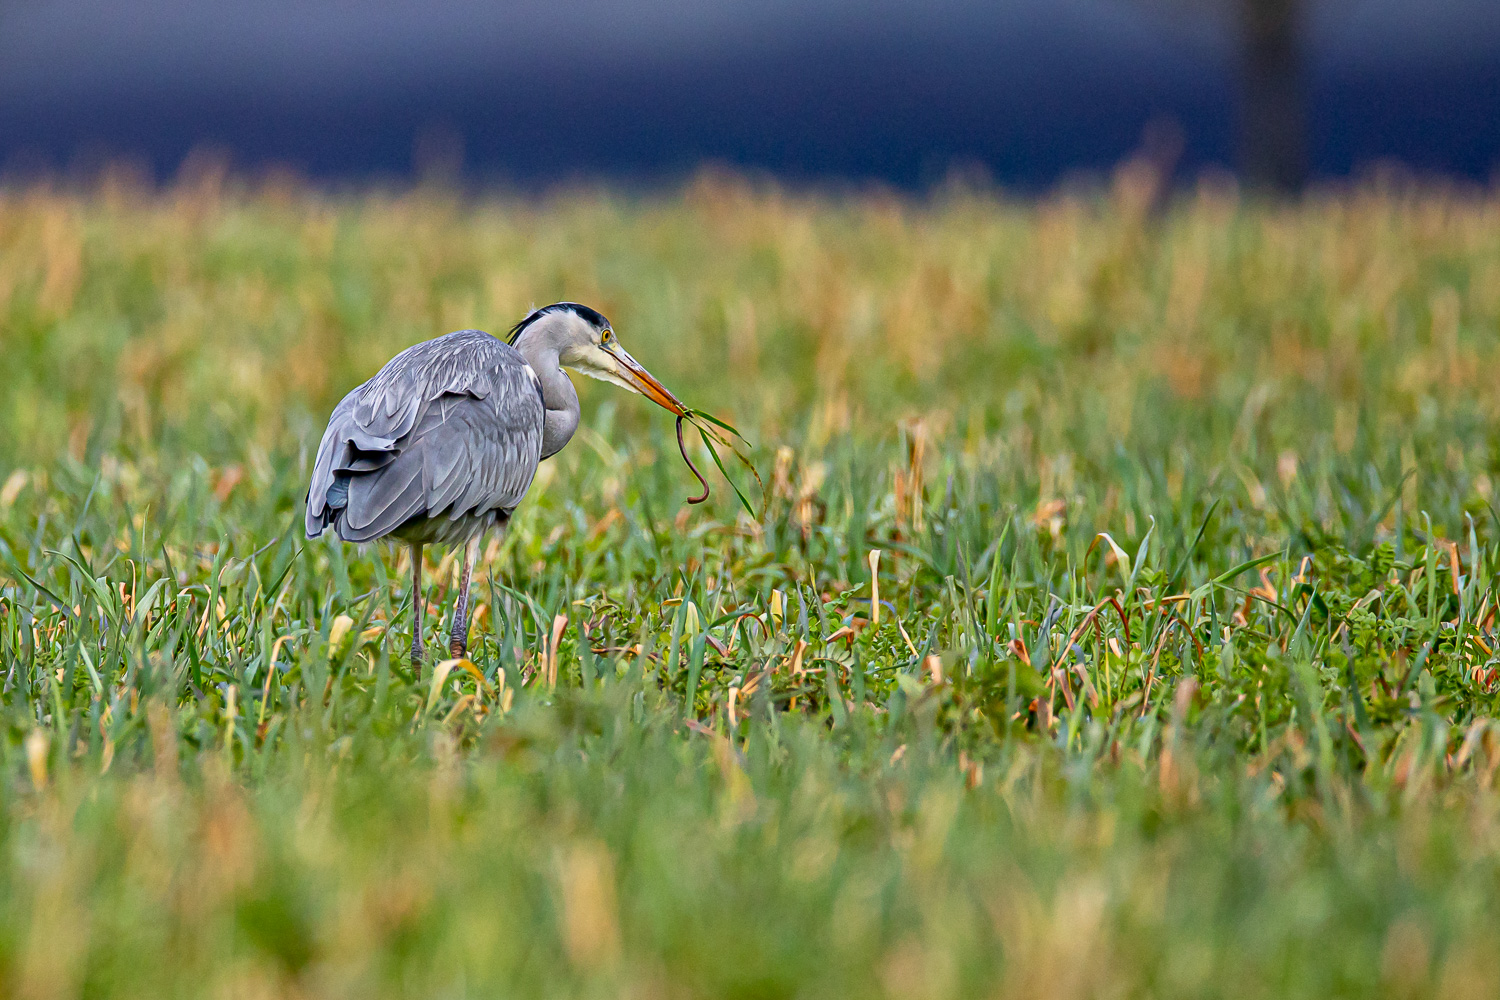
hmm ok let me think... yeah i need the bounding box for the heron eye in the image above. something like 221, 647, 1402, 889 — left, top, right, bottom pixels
601, 329, 613, 344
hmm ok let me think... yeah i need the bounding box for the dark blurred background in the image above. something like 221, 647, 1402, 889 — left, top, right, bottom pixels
1, 0, 1497, 193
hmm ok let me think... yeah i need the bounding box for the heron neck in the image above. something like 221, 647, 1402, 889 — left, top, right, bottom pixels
518, 344, 579, 460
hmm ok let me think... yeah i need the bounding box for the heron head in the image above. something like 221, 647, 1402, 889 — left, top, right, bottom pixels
509, 302, 688, 416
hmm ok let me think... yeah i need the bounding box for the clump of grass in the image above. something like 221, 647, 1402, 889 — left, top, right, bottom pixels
676, 407, 762, 515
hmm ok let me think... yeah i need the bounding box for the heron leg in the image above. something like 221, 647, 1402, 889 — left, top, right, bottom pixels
449, 536, 479, 660
410, 542, 425, 673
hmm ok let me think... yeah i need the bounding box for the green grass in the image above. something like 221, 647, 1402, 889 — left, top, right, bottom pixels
4, 169, 1500, 997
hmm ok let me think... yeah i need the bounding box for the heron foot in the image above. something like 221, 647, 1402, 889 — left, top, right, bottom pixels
449, 537, 477, 664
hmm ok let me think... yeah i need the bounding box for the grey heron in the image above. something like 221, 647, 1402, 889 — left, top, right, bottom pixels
305, 303, 687, 669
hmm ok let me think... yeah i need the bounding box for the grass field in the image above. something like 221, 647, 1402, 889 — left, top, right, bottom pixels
3, 164, 1500, 997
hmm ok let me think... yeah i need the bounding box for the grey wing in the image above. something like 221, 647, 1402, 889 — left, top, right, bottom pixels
305, 331, 545, 542
340, 386, 543, 542
305, 383, 397, 536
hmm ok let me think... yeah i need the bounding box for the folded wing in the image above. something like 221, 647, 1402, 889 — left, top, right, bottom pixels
305, 330, 546, 543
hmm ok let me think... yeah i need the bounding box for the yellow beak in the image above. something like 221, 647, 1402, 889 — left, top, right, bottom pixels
603, 342, 689, 417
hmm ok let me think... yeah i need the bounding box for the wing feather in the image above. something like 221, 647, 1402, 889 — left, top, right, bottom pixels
342, 450, 426, 541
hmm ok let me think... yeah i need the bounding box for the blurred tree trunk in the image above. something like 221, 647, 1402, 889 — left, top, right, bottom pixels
1239, 0, 1307, 193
